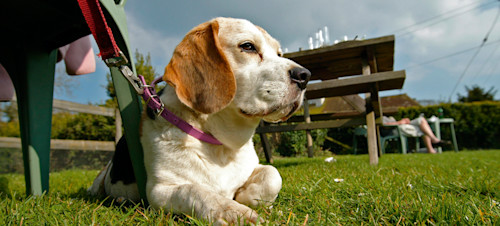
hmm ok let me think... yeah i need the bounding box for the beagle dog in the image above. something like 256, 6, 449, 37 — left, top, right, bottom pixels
89, 17, 310, 224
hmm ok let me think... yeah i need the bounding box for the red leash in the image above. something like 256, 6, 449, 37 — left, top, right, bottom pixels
77, 0, 222, 145
77, 0, 120, 60
77, 0, 143, 94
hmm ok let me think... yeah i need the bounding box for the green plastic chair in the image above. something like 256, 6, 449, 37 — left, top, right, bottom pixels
352, 126, 367, 155
352, 125, 419, 154
378, 125, 419, 154
0, 0, 147, 201
379, 119, 459, 154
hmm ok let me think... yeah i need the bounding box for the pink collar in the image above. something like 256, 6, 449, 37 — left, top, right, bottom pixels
139, 75, 223, 145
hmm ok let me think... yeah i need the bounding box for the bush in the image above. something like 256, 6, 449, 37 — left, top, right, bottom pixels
323, 127, 356, 155
0, 148, 113, 173
0, 121, 20, 137
0, 112, 116, 141
51, 113, 115, 141
275, 131, 306, 157
275, 129, 327, 157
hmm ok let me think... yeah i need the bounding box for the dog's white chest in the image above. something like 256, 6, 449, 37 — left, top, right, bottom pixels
143, 131, 260, 198
204, 146, 259, 198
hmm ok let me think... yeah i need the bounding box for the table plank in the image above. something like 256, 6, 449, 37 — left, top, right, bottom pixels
285, 35, 395, 80
305, 70, 405, 99
256, 118, 366, 133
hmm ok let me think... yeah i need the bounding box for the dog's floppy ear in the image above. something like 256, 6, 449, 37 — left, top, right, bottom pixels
163, 20, 236, 114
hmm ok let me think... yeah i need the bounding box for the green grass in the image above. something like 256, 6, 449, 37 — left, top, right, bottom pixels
1, 151, 499, 225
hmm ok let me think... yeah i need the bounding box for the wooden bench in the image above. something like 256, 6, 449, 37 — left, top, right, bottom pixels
256, 35, 406, 164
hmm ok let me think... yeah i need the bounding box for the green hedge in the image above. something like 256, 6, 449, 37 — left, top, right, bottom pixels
0, 112, 116, 141
321, 101, 500, 154
275, 129, 327, 157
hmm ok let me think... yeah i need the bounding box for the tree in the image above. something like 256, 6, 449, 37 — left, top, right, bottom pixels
54, 64, 79, 98
0, 102, 18, 122
105, 49, 159, 107
457, 85, 497, 103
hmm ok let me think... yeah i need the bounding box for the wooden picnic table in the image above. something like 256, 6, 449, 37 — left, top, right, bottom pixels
257, 35, 406, 164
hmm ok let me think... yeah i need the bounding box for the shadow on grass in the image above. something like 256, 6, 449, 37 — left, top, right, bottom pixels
267, 161, 302, 168
268, 157, 323, 169
0, 176, 9, 197
0, 172, 197, 224
67, 186, 147, 210
67, 187, 199, 224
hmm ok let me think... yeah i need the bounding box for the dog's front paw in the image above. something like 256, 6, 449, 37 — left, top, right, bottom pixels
212, 201, 260, 225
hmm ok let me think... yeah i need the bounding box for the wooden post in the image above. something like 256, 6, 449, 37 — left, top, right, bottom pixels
303, 96, 314, 157
362, 57, 379, 165
259, 121, 273, 163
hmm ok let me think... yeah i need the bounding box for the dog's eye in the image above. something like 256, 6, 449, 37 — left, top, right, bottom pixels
239, 42, 257, 53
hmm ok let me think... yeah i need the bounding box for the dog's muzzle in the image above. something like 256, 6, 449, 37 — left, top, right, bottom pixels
289, 67, 311, 90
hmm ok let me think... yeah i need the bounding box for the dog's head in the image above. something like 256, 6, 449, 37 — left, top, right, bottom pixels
163, 17, 310, 123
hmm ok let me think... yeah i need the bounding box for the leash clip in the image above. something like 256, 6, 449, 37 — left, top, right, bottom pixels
118, 65, 144, 94
104, 51, 128, 67
105, 52, 144, 94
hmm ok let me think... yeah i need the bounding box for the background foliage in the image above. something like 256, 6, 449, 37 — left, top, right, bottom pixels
457, 85, 496, 103
275, 129, 328, 157
321, 101, 500, 154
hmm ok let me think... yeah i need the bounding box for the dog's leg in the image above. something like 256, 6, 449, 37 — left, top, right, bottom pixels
234, 165, 282, 208
87, 161, 111, 196
148, 183, 259, 225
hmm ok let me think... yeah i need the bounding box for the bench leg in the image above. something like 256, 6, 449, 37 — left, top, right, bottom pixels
306, 130, 314, 157
4, 48, 57, 196
399, 133, 408, 154
366, 112, 378, 164
260, 133, 273, 164
415, 137, 420, 153
450, 123, 459, 152
352, 135, 358, 155
433, 120, 442, 153
380, 137, 386, 154
99, 0, 149, 202
303, 97, 314, 158
110, 67, 148, 201
258, 121, 273, 163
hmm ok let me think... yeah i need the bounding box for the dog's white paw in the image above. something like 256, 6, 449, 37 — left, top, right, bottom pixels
212, 201, 260, 225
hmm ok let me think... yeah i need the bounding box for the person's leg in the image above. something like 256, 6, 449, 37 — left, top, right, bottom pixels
422, 135, 437, 154
418, 117, 440, 143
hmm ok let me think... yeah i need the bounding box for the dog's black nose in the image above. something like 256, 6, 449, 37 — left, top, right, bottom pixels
289, 67, 311, 90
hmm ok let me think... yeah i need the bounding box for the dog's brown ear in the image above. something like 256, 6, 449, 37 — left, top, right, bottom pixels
163, 20, 236, 114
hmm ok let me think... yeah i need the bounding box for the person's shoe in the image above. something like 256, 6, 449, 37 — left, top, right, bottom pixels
433, 140, 451, 147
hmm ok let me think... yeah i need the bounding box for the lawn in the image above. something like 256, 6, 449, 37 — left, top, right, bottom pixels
1, 150, 499, 225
